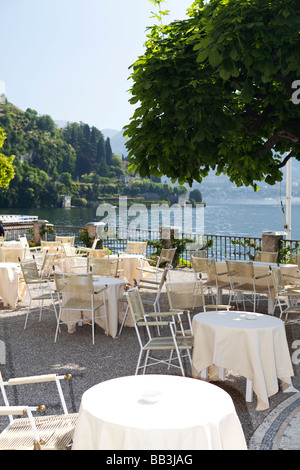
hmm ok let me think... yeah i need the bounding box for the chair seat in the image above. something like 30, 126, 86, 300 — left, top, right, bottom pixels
145, 336, 193, 350
0, 413, 78, 450
62, 299, 104, 311
234, 282, 269, 294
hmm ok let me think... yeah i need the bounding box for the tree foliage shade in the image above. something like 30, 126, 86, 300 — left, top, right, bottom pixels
124, 0, 300, 189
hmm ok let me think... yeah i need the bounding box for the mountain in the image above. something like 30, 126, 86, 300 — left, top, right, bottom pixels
102, 129, 128, 159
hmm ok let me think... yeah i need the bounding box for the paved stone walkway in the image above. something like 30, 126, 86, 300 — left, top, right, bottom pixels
249, 392, 300, 450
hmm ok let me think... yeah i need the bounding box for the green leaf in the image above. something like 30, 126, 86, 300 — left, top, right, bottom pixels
208, 48, 223, 67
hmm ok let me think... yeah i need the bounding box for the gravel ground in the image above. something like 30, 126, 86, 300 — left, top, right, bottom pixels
0, 267, 299, 449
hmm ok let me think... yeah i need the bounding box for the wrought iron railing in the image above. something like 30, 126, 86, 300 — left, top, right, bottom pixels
9, 222, 300, 264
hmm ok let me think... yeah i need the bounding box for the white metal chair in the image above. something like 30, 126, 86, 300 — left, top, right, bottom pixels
137, 247, 177, 283
54, 272, 108, 344
271, 268, 300, 317
165, 280, 233, 337
20, 259, 59, 329
126, 287, 193, 376
226, 260, 271, 312
0, 371, 78, 450
55, 236, 75, 246
120, 241, 148, 256
87, 256, 122, 278
190, 256, 231, 303
118, 266, 169, 337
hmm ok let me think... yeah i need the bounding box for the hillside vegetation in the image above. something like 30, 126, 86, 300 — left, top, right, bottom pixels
0, 102, 188, 208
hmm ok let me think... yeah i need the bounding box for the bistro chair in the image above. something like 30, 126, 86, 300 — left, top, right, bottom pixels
118, 266, 170, 337
87, 256, 122, 278
54, 272, 108, 344
0, 371, 78, 450
55, 235, 75, 246
136, 247, 177, 283
61, 244, 87, 273
190, 257, 231, 304
119, 241, 148, 256
20, 259, 59, 329
271, 268, 300, 317
126, 287, 193, 377
254, 251, 278, 263
165, 280, 233, 337
226, 260, 271, 312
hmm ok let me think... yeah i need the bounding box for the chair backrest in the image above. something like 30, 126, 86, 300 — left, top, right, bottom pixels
166, 281, 205, 310
271, 268, 285, 294
41, 241, 63, 254
126, 241, 147, 256
87, 249, 109, 259
191, 256, 217, 281
254, 251, 278, 263
226, 259, 254, 283
87, 257, 118, 277
19, 236, 29, 249
54, 272, 93, 297
20, 260, 40, 283
62, 244, 77, 257
40, 252, 57, 277
0, 247, 26, 263
55, 236, 75, 246
158, 248, 177, 266
189, 250, 209, 260
126, 288, 145, 324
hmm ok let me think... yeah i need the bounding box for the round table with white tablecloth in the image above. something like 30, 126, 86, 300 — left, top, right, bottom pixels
72, 374, 247, 450
192, 311, 295, 410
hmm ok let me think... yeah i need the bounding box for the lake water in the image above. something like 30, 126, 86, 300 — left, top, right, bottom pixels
1, 200, 300, 240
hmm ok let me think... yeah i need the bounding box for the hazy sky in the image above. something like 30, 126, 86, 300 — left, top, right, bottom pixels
1, 0, 192, 131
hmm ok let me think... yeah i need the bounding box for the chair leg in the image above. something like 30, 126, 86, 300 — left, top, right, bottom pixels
135, 350, 144, 375
118, 305, 129, 337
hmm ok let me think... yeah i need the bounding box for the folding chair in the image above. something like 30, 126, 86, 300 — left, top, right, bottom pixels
126, 287, 193, 376
0, 371, 77, 450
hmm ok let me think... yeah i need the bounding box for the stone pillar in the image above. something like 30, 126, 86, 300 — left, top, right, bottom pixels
86, 222, 107, 248
33, 220, 49, 245
160, 226, 181, 248
261, 231, 286, 253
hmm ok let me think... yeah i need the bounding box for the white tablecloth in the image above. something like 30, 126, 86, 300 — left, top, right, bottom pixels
72, 375, 247, 450
110, 254, 149, 284
192, 311, 294, 410
0, 262, 24, 307
60, 276, 125, 338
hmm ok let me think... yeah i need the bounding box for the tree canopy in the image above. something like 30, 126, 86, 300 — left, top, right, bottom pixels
0, 128, 15, 188
124, 0, 300, 190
